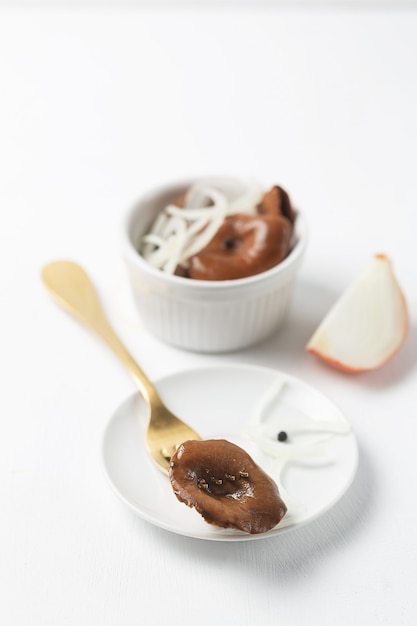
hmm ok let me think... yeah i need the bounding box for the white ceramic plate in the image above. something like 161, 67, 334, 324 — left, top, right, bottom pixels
101, 364, 358, 541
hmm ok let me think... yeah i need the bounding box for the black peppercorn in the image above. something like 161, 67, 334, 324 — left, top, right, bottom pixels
222, 238, 236, 250
277, 431, 288, 442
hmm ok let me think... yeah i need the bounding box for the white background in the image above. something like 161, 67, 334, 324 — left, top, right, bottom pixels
1, 3, 417, 625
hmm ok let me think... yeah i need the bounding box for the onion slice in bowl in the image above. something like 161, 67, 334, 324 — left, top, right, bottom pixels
140, 178, 264, 274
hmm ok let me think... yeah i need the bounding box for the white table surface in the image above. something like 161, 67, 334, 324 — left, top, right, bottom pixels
2, 4, 417, 625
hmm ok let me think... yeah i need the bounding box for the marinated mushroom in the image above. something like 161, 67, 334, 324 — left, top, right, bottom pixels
141, 181, 297, 281
257, 184, 297, 224
186, 213, 293, 281
169, 439, 287, 534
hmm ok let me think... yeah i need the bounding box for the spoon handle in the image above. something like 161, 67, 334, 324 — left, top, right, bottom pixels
42, 260, 160, 407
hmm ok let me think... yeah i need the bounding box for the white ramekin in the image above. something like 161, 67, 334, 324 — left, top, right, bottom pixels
122, 179, 308, 353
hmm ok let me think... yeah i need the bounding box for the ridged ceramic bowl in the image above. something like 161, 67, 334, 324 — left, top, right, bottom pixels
123, 178, 308, 353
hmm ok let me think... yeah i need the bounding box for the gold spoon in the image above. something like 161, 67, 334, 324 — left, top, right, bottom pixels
41, 260, 201, 474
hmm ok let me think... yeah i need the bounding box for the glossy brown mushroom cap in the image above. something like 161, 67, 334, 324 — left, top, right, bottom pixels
169, 439, 287, 534
186, 214, 293, 281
